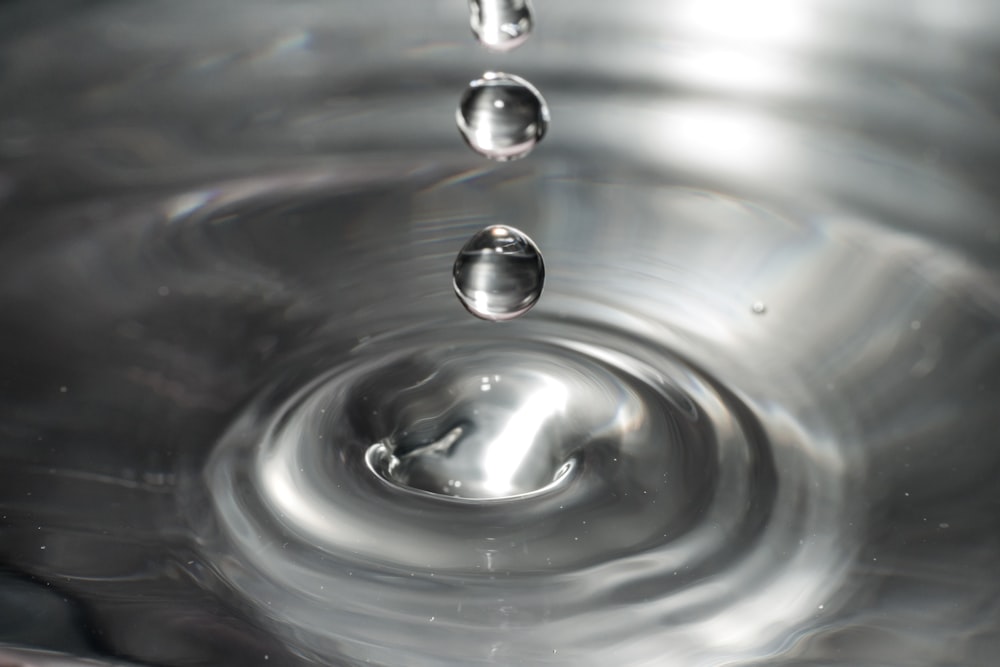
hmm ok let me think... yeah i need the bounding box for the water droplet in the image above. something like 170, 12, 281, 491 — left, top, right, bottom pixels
456, 72, 549, 161
752, 301, 767, 314
453, 225, 544, 321
469, 0, 534, 52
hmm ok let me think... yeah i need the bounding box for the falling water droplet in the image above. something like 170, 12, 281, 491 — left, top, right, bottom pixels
456, 72, 549, 161
469, 0, 534, 52
453, 225, 544, 321
752, 301, 767, 315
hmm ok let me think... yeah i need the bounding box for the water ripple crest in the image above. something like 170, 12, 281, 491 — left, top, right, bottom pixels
200, 318, 858, 666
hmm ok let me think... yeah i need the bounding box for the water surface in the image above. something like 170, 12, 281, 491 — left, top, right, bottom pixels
0, 1, 999, 666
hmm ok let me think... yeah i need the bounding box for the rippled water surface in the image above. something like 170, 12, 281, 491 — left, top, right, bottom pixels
1, 1, 999, 666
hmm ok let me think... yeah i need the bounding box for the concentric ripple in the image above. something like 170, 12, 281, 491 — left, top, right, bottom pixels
202, 317, 856, 666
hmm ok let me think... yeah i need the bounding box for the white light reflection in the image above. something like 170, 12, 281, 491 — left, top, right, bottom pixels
662, 103, 790, 175
166, 190, 216, 223
261, 447, 347, 542
673, 0, 814, 46
672, 47, 799, 93
482, 381, 568, 496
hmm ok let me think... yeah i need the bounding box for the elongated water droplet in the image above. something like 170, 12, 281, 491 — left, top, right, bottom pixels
453, 225, 544, 321
456, 72, 549, 161
470, 0, 534, 52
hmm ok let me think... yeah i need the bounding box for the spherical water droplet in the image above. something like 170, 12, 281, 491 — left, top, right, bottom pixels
752, 301, 767, 314
469, 0, 534, 52
453, 225, 544, 321
456, 72, 549, 161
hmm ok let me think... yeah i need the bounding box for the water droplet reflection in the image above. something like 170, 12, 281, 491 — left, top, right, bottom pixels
456, 72, 549, 161
453, 224, 544, 321
469, 0, 534, 52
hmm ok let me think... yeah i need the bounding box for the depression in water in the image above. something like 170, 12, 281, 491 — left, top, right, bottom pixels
453, 224, 545, 321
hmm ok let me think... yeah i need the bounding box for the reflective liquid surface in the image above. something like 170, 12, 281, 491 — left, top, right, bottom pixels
0, 1, 999, 666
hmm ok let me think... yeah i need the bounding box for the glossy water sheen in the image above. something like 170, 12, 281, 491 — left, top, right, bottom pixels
453, 224, 544, 320
470, 0, 534, 52
457, 72, 549, 161
1, 1, 999, 667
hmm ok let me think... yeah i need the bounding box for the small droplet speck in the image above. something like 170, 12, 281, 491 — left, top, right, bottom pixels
752, 301, 767, 314
457, 72, 549, 161
453, 225, 544, 321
